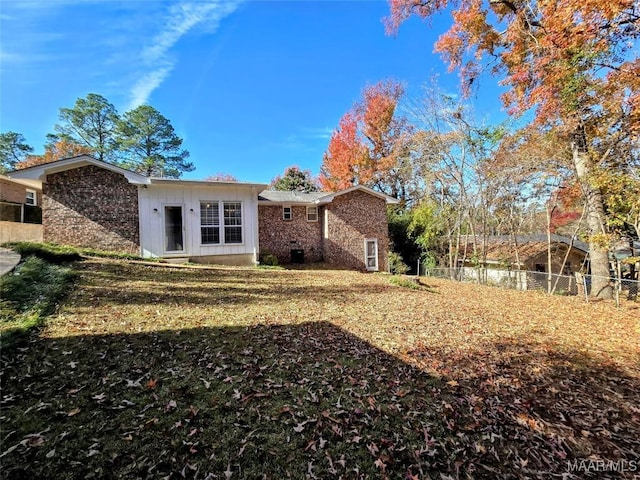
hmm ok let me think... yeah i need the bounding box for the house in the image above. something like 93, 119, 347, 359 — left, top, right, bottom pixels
458, 234, 589, 274
0, 174, 43, 243
8, 156, 266, 266
8, 155, 398, 271
258, 187, 399, 271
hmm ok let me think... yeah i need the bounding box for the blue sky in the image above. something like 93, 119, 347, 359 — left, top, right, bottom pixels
1, 0, 506, 183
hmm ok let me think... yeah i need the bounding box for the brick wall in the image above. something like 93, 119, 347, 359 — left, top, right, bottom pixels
258, 205, 323, 263
323, 191, 389, 271
0, 178, 28, 204
43, 165, 140, 254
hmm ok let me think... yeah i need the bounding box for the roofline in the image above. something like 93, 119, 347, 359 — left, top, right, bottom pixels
316, 185, 400, 204
150, 178, 268, 189
258, 200, 323, 206
7, 155, 150, 185
0, 174, 42, 190
458, 234, 589, 253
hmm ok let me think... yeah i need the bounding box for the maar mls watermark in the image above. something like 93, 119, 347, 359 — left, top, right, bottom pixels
567, 458, 638, 473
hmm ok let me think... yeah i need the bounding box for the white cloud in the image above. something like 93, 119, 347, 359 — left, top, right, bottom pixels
128, 65, 174, 111
301, 126, 333, 140
127, 0, 243, 109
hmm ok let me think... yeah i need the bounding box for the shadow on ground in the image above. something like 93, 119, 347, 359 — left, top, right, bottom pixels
2, 320, 639, 479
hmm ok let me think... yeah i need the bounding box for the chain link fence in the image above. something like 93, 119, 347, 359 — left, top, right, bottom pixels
421, 266, 639, 301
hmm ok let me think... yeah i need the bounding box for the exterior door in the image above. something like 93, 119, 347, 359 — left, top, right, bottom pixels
164, 205, 184, 253
365, 238, 378, 271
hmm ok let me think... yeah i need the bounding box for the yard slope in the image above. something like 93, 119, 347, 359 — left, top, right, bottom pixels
1, 259, 638, 479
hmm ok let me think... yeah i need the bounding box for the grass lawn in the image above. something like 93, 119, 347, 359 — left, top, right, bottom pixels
1, 258, 639, 479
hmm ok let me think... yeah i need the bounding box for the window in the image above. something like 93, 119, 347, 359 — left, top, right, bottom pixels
25, 190, 36, 206
223, 202, 243, 244
200, 202, 220, 244
200, 201, 243, 245
306, 206, 318, 222
283, 206, 292, 221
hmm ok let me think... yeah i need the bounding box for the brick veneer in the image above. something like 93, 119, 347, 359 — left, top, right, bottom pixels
323, 191, 389, 271
0, 178, 29, 204
43, 165, 140, 254
258, 205, 323, 263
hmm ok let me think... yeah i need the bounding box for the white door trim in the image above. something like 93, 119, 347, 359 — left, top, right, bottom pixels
163, 204, 186, 254
364, 238, 378, 271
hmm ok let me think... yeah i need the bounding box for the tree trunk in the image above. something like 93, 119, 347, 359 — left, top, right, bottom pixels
572, 142, 612, 299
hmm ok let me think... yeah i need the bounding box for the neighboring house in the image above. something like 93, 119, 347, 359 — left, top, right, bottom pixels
0, 175, 43, 243
453, 234, 590, 294
258, 187, 399, 271
459, 234, 589, 274
9, 156, 266, 265
8, 155, 399, 271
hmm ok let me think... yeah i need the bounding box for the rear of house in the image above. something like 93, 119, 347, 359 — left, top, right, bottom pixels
9, 156, 399, 271
258, 186, 398, 271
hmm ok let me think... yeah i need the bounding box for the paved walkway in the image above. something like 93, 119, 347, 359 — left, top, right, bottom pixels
0, 247, 21, 275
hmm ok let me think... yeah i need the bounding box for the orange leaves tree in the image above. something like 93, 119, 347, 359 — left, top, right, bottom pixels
320, 80, 414, 201
387, 0, 639, 298
16, 138, 92, 169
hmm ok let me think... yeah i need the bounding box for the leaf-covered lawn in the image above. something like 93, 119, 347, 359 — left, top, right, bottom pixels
1, 259, 639, 479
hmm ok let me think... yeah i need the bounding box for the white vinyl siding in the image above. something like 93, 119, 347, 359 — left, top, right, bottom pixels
138, 184, 258, 260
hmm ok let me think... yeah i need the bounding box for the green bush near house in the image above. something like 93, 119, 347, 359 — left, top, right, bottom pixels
259, 251, 279, 267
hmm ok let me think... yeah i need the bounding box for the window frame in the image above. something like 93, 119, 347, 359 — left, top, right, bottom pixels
306, 206, 318, 222
364, 238, 379, 272
200, 201, 221, 245
200, 200, 244, 246
25, 189, 37, 206
223, 201, 243, 244
282, 205, 292, 221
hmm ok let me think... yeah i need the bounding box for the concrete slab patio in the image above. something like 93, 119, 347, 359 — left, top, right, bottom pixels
0, 247, 21, 275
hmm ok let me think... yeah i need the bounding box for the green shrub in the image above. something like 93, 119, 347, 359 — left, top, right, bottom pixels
388, 252, 409, 275
389, 276, 420, 289
260, 252, 279, 267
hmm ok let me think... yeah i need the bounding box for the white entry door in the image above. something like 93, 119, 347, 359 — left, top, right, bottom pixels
364, 238, 378, 271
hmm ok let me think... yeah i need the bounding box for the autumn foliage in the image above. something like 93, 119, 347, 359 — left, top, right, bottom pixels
320, 80, 411, 195
386, 0, 639, 131
16, 139, 93, 170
